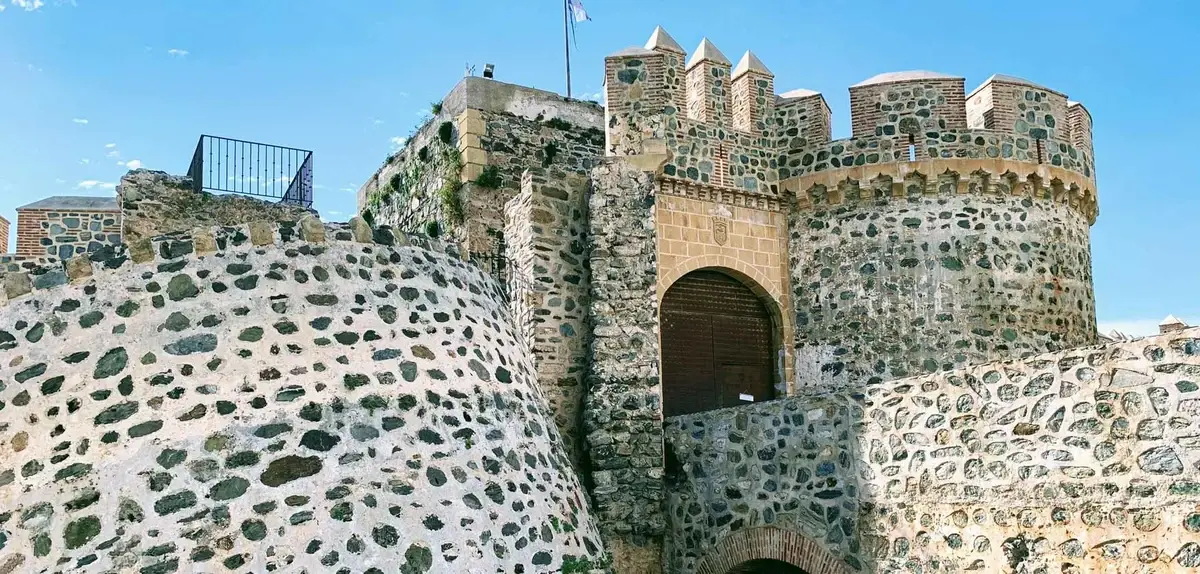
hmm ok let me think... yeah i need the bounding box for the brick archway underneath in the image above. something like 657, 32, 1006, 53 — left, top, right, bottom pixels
693, 527, 852, 574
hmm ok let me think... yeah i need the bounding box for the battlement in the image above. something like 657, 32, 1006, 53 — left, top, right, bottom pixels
604, 27, 1096, 205
792, 70, 1096, 185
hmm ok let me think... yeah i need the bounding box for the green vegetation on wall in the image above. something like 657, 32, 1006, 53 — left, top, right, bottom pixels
474, 165, 502, 188
366, 126, 465, 234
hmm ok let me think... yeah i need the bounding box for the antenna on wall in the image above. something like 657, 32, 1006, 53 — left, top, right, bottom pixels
465, 64, 476, 77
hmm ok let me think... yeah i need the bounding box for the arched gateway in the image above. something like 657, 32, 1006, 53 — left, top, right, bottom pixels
694, 527, 851, 574
660, 269, 777, 417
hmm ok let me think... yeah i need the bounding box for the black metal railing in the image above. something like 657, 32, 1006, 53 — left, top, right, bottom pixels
187, 135, 314, 208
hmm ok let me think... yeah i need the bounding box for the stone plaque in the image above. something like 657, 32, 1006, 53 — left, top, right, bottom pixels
713, 217, 729, 246
711, 204, 732, 246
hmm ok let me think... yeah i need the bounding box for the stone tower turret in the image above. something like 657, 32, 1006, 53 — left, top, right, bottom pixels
731, 51, 774, 132
685, 38, 732, 126
786, 71, 1099, 387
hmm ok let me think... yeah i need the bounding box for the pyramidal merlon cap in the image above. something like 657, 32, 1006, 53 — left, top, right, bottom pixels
644, 26, 684, 53
1160, 314, 1185, 326
686, 38, 730, 69
733, 51, 772, 78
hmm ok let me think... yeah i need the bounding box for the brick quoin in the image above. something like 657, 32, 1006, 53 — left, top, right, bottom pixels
693, 527, 851, 574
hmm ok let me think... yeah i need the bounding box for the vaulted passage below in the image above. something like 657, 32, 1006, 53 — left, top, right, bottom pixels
725, 559, 809, 574
661, 269, 775, 417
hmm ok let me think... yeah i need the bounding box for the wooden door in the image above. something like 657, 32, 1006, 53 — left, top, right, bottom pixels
661, 270, 775, 417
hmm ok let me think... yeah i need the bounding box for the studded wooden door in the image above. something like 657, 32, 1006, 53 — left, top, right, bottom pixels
661, 270, 775, 417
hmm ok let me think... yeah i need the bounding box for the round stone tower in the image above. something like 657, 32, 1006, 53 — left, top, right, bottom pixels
784, 71, 1099, 387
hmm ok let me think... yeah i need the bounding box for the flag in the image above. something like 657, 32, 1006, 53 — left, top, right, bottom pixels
568, 0, 590, 22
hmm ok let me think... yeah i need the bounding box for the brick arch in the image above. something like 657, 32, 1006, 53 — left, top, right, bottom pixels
658, 254, 782, 314
694, 527, 852, 574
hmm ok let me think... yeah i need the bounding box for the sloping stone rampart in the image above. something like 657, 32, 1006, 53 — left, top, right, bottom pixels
0, 217, 607, 573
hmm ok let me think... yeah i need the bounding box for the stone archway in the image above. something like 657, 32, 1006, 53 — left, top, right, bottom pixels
694, 527, 852, 574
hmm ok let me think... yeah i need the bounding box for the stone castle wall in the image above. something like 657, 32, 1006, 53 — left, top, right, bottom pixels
584, 159, 665, 571
360, 78, 603, 257
663, 329, 1200, 573
0, 179, 608, 572
359, 104, 458, 242
789, 184, 1096, 388
602, 31, 1101, 402
0, 216, 9, 254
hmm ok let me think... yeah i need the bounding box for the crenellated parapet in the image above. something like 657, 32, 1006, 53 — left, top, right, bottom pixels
603, 29, 1098, 223
849, 71, 968, 142
605, 29, 814, 204
784, 71, 1098, 225
731, 52, 774, 132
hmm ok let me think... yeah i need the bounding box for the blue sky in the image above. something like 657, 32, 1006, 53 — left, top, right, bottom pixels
1, 0, 1196, 335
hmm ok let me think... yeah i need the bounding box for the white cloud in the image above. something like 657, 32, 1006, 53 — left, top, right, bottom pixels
79, 158, 90, 165
398, 91, 408, 97
1097, 317, 1195, 339
117, 159, 143, 169
0, 5, 6, 11
314, 184, 327, 190
10, 0, 46, 11
328, 210, 345, 217
389, 136, 407, 149
373, 119, 384, 126
76, 180, 115, 190
27, 64, 42, 72
55, 178, 65, 184
106, 149, 121, 159
339, 185, 357, 194
72, 118, 88, 124
104, 143, 116, 148
167, 49, 189, 57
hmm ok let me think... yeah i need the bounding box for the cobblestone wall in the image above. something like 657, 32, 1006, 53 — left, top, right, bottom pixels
361, 124, 459, 243
789, 175, 1097, 389
585, 159, 665, 572
859, 329, 1200, 572
848, 75, 968, 142
118, 170, 313, 242
664, 329, 1200, 573
0, 210, 607, 572
505, 168, 592, 470
15, 208, 121, 260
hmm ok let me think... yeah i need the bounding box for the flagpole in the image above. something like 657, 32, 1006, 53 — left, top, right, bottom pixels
564, 0, 572, 98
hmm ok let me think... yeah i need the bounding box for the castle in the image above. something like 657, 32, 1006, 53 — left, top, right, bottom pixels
1, 26, 1198, 574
